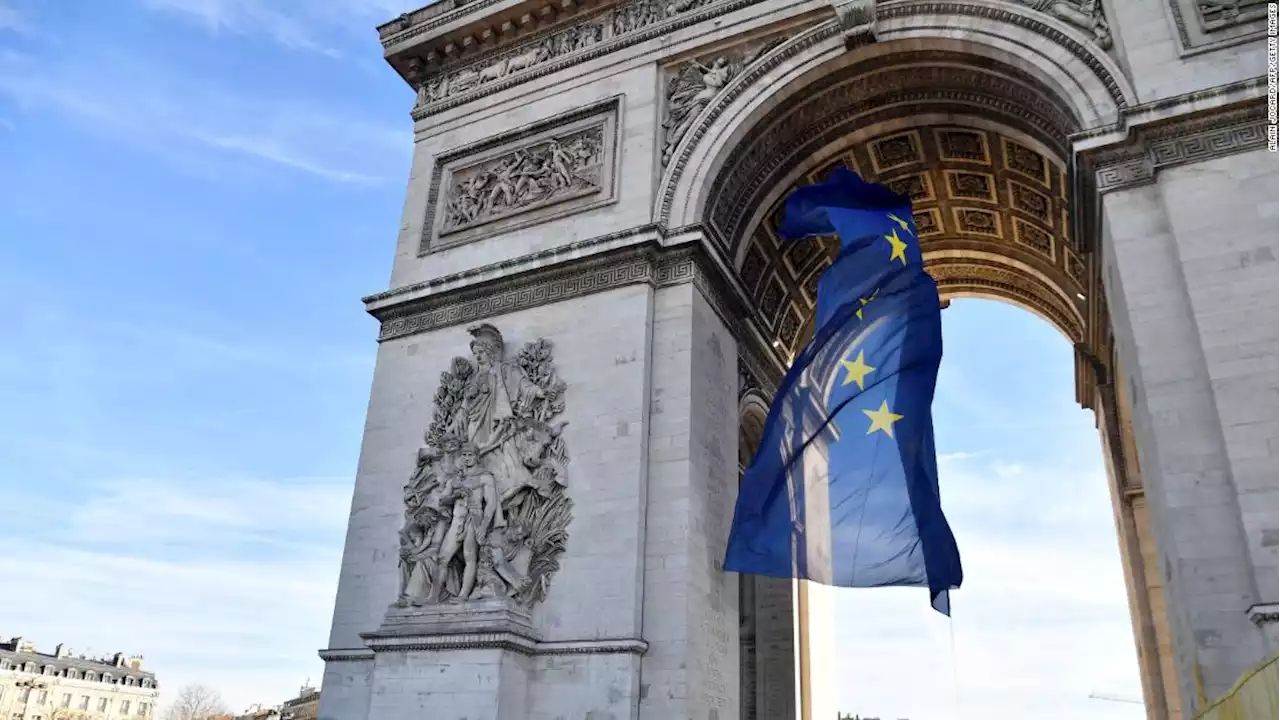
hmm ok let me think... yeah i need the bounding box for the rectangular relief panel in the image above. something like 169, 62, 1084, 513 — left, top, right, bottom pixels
420, 97, 621, 254
1166, 0, 1271, 54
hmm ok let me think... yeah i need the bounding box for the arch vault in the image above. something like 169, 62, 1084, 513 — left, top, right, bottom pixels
318, 2, 1278, 719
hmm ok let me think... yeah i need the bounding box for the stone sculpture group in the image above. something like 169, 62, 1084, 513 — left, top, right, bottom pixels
442, 128, 604, 233
395, 323, 572, 609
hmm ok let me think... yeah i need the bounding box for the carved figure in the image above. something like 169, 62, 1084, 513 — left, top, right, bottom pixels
1197, 0, 1266, 27
396, 324, 573, 608
441, 128, 606, 233
1008, 0, 1112, 49
663, 56, 733, 165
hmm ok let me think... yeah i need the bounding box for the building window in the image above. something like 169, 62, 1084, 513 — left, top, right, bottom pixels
120, 700, 131, 714
0, 659, 10, 669
102, 674, 112, 684
60, 694, 70, 708
97, 698, 109, 712
41, 666, 53, 676
141, 679, 152, 689
78, 696, 89, 710
138, 702, 149, 716
19, 689, 30, 702
24, 663, 35, 673
65, 670, 78, 680
35, 690, 47, 705
83, 672, 95, 682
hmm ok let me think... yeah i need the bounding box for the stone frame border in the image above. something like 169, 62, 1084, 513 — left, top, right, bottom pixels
417, 96, 623, 256
1162, 0, 1272, 57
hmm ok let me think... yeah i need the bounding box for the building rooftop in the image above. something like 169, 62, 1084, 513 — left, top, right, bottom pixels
0, 636, 156, 686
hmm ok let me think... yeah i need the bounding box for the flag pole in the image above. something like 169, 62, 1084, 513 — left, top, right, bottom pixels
797, 579, 812, 720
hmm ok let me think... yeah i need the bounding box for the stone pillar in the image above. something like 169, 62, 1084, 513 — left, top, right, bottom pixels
640, 281, 740, 719
1098, 142, 1277, 707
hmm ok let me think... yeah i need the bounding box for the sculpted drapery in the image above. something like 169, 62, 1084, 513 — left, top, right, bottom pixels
396, 324, 572, 609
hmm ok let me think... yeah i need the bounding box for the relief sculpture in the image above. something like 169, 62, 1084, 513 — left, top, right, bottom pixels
1195, 0, 1268, 29
1007, 0, 1112, 49
662, 39, 786, 166
442, 127, 604, 234
396, 324, 572, 608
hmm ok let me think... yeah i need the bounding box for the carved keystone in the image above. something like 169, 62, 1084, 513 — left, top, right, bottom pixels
830, 0, 877, 48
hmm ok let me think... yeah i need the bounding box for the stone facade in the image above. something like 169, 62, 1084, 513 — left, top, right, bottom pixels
319, 1, 1278, 718
0, 638, 158, 720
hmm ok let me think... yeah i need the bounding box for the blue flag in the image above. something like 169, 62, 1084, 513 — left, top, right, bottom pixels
724, 166, 963, 614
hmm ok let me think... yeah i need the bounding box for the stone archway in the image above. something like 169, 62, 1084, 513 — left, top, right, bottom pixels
693, 31, 1174, 719
320, 2, 1276, 719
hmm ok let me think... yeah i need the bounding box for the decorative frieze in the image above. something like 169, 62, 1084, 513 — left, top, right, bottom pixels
406, 0, 767, 118
1089, 102, 1270, 193
421, 99, 619, 253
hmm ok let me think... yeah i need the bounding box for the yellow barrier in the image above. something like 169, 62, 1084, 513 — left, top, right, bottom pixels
1194, 653, 1278, 720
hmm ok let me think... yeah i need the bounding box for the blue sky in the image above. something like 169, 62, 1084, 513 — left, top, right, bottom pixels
0, 1, 1143, 717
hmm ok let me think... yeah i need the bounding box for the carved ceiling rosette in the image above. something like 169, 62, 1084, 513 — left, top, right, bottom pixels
395, 323, 572, 610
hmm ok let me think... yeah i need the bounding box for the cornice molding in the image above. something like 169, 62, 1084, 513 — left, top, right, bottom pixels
371, 238, 781, 395
362, 630, 650, 656
1085, 100, 1269, 194
407, 0, 773, 118
316, 648, 375, 663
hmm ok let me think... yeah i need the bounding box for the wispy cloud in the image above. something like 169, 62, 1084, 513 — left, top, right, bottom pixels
0, 47, 407, 184
0, 1, 29, 34
137, 0, 424, 56
0, 474, 349, 712
828, 452, 1143, 720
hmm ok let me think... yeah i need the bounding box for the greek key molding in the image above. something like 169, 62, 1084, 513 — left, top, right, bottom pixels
372, 238, 781, 395
1090, 101, 1269, 193
419, 97, 621, 255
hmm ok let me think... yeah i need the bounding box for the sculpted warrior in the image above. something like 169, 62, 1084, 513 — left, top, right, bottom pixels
393, 323, 572, 609
450, 324, 545, 501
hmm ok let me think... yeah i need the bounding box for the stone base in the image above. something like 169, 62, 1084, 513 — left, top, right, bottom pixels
371, 597, 540, 642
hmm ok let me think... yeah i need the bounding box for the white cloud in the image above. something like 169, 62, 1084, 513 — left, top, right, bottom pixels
824, 453, 1145, 720
0, 474, 350, 714
0, 48, 408, 184
137, 0, 426, 55
0, 1, 28, 34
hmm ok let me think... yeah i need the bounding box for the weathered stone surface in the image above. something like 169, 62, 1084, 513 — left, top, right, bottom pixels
318, 1, 1276, 719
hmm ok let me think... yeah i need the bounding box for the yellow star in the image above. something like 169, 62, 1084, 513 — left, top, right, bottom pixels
885, 227, 909, 266
887, 213, 913, 236
862, 400, 904, 438
839, 350, 875, 390
856, 289, 878, 321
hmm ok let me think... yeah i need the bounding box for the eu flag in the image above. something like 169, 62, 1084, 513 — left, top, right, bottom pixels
724, 166, 963, 614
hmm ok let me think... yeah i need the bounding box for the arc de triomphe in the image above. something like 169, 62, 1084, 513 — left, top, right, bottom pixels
316, 1, 1278, 718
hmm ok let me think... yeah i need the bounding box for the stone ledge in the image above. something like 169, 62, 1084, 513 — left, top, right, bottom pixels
317, 648, 375, 663
1247, 602, 1279, 627
360, 631, 649, 656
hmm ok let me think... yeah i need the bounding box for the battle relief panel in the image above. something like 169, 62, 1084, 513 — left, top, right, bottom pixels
419, 99, 620, 254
